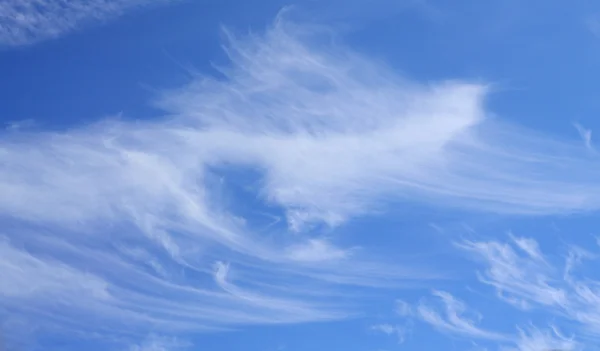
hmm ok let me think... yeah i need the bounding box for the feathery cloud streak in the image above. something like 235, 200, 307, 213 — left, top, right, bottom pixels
0, 0, 168, 46
416, 290, 506, 340
391, 290, 579, 350
3, 13, 600, 347
574, 123, 593, 150
460, 235, 600, 338
508, 326, 579, 351
370, 323, 410, 344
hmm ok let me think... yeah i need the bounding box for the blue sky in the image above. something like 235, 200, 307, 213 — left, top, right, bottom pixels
3, 1, 600, 350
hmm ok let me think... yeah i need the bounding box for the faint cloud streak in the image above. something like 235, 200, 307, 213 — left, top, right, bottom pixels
416, 291, 506, 340
0, 0, 171, 46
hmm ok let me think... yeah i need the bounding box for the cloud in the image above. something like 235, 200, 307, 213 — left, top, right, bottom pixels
129, 336, 189, 351
415, 291, 506, 340
155, 23, 600, 227
457, 236, 566, 310
284, 238, 351, 262
0, 238, 109, 299
370, 323, 410, 344
459, 235, 600, 337
389, 291, 579, 350
395, 299, 413, 317
586, 13, 600, 38
0, 0, 169, 46
573, 123, 593, 150
3, 10, 600, 348
507, 326, 579, 351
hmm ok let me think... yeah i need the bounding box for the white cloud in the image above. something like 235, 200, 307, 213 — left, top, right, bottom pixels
370, 323, 409, 344
0, 238, 109, 300
285, 238, 351, 262
459, 235, 600, 337
3, 11, 600, 348
391, 290, 580, 350
415, 291, 506, 340
509, 233, 545, 262
506, 326, 579, 351
395, 299, 413, 317
0, 0, 169, 46
129, 336, 189, 351
573, 123, 593, 150
154, 22, 600, 229
212, 261, 344, 321
457, 236, 567, 310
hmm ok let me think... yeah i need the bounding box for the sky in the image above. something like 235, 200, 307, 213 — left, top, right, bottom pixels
4, 0, 600, 350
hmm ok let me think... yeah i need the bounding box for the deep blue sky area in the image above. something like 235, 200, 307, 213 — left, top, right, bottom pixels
3, 1, 600, 351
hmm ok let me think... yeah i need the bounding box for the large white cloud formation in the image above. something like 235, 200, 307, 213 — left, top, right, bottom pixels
2, 13, 600, 349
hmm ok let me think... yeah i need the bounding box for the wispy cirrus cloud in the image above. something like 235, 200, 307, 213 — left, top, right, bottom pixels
415, 291, 506, 340
370, 323, 410, 344
457, 236, 566, 310
155, 22, 600, 228
0, 0, 169, 46
386, 290, 580, 350
506, 326, 579, 351
0, 14, 446, 346
574, 122, 593, 151
459, 235, 600, 338
129, 336, 189, 351
4, 10, 600, 349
